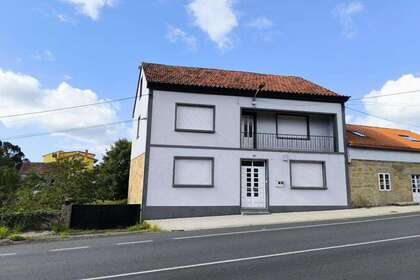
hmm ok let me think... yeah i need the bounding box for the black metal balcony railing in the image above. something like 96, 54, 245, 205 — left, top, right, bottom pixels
240, 132, 336, 152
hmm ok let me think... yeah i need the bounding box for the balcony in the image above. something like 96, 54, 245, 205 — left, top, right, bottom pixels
240, 132, 336, 153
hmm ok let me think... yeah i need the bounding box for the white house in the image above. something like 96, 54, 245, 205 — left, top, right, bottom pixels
128, 62, 350, 219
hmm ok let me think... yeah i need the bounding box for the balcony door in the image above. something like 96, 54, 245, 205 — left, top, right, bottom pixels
241, 113, 256, 149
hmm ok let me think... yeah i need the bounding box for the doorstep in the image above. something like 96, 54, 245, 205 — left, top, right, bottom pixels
147, 205, 420, 231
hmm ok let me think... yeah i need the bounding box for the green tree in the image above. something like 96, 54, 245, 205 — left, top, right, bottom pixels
0, 167, 20, 208
0, 141, 26, 169
97, 139, 131, 200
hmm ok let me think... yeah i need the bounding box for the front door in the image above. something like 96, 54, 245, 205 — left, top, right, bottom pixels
241, 160, 267, 209
412, 175, 420, 203
241, 114, 255, 149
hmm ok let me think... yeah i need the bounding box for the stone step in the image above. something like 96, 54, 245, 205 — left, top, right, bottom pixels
241, 209, 271, 215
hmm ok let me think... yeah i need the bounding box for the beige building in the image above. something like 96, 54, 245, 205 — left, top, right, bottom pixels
347, 124, 420, 207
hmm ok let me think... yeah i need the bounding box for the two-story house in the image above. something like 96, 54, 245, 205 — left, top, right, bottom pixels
128, 63, 350, 219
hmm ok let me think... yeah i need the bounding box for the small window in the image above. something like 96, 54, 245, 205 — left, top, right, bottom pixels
352, 131, 366, 137
175, 104, 215, 133
399, 134, 420, 142
138, 76, 143, 100
378, 173, 391, 191
290, 161, 326, 189
173, 157, 214, 188
277, 114, 309, 139
136, 116, 141, 139
412, 175, 420, 193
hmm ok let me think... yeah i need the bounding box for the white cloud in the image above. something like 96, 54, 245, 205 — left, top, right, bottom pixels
246, 17, 273, 29
167, 25, 198, 50
0, 69, 126, 151
63, 0, 115, 20
334, 1, 364, 38
33, 50, 55, 62
349, 74, 420, 133
187, 0, 238, 49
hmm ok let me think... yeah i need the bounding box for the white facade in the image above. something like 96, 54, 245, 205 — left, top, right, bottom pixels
349, 147, 420, 163
131, 79, 349, 219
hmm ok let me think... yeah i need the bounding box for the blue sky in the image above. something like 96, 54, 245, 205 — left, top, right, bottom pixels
1, 0, 419, 161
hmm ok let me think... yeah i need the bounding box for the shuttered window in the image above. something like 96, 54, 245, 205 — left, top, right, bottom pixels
173, 157, 214, 187
175, 104, 215, 133
277, 115, 309, 138
290, 161, 326, 189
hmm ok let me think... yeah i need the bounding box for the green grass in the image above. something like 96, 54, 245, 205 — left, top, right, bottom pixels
9, 234, 25, 241
0, 226, 9, 239
127, 222, 160, 232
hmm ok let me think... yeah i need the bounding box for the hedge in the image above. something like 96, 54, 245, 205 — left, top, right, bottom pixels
0, 210, 61, 231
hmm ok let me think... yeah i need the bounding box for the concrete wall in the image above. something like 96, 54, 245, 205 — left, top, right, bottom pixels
149, 90, 345, 152
349, 147, 420, 163
349, 159, 420, 206
146, 146, 348, 207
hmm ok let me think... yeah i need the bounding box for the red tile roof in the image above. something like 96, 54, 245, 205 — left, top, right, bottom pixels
347, 124, 420, 152
142, 63, 348, 100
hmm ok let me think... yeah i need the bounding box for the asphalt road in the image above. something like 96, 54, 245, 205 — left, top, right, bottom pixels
2, 213, 420, 279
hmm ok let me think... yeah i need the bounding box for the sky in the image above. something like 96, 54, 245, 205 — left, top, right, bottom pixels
0, 0, 420, 161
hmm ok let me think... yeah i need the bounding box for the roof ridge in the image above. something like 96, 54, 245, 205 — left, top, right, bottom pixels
347, 123, 414, 133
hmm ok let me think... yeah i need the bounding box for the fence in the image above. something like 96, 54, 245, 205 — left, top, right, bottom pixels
68, 204, 141, 229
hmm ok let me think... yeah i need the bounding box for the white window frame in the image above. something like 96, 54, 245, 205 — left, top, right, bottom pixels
412, 175, 420, 193
378, 173, 391, 191
289, 160, 327, 190
175, 103, 215, 133
172, 157, 214, 188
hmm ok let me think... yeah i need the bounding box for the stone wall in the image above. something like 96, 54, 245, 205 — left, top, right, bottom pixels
349, 159, 420, 207
127, 153, 145, 204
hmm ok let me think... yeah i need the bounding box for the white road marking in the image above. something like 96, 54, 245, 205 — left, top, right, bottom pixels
0, 253, 17, 257
173, 213, 420, 240
115, 240, 153, 246
49, 246, 90, 252
80, 233, 420, 280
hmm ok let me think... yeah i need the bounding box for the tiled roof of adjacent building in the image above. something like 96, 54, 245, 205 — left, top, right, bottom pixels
19, 162, 54, 176
346, 124, 420, 152
142, 62, 348, 100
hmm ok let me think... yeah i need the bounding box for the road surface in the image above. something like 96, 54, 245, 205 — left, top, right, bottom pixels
1, 212, 420, 279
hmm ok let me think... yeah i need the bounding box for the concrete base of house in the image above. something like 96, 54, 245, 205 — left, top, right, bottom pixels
141, 205, 349, 220
147, 205, 420, 231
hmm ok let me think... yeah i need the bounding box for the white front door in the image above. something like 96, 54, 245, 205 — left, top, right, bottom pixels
412, 175, 420, 203
241, 160, 267, 209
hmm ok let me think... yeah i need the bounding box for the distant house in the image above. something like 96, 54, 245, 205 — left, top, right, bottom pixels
347, 124, 420, 206
42, 150, 97, 169
128, 62, 350, 219
19, 162, 53, 177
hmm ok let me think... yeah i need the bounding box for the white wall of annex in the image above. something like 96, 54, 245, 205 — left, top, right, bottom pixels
146, 146, 348, 207
349, 147, 420, 163
131, 69, 149, 160
150, 90, 345, 152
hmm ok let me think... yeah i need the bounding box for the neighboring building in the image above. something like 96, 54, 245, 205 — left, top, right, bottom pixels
347, 124, 420, 206
19, 162, 53, 177
128, 62, 350, 219
42, 150, 96, 169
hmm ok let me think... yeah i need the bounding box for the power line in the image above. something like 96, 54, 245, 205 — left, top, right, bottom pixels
0, 96, 135, 119
1, 119, 134, 141
345, 106, 420, 129
349, 88, 420, 101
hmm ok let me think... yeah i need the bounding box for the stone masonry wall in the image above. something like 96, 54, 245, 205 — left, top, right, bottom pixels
349, 159, 420, 207
127, 154, 145, 204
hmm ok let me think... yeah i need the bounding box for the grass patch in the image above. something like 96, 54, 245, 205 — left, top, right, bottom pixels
0, 226, 9, 239
127, 222, 160, 232
9, 234, 25, 241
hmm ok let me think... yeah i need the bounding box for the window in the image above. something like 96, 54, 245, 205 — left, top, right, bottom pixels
138, 76, 143, 100
175, 104, 215, 133
276, 114, 309, 139
136, 115, 141, 139
378, 173, 391, 191
290, 161, 326, 189
173, 157, 214, 188
412, 175, 420, 193
399, 134, 420, 142
352, 131, 366, 137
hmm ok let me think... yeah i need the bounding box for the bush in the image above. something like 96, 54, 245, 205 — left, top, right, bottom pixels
0, 210, 60, 231
0, 226, 9, 239
127, 222, 160, 232
9, 234, 25, 241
